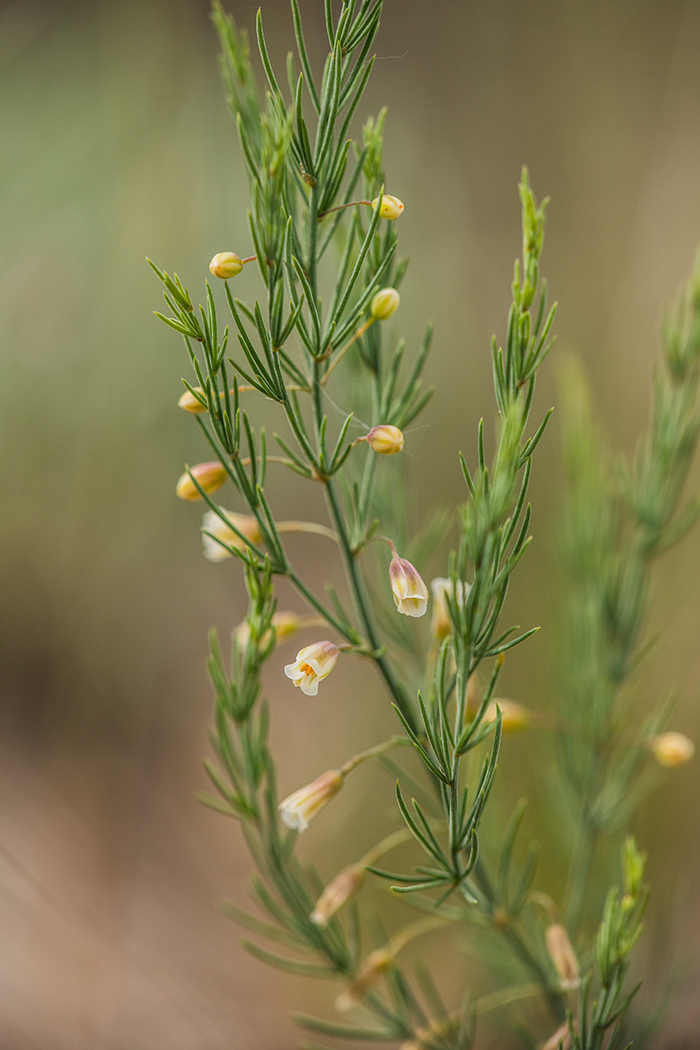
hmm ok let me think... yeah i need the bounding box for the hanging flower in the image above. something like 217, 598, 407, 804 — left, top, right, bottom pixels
372, 195, 404, 220
311, 864, 365, 926
366, 424, 404, 455
284, 641, 340, 696
278, 770, 343, 832
201, 508, 262, 561
389, 557, 429, 618
176, 461, 228, 501
429, 577, 467, 639
545, 923, 580, 990
650, 731, 695, 767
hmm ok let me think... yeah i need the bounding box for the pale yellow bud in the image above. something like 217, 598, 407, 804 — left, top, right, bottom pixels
651, 731, 695, 767
178, 387, 207, 413
176, 461, 227, 502
372, 195, 404, 220
370, 287, 400, 320
336, 948, 394, 1010
389, 557, 429, 618
278, 769, 343, 833
486, 699, 531, 735
311, 864, 365, 925
202, 508, 261, 561
284, 640, 340, 696
209, 251, 243, 279
366, 424, 404, 455
545, 924, 580, 990
234, 611, 301, 651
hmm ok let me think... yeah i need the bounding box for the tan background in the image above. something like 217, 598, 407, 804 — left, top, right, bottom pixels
1, 0, 699, 1046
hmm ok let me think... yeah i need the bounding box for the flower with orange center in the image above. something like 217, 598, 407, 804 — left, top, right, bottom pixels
284, 641, 340, 696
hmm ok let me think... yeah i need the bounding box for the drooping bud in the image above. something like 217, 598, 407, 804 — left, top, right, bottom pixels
545, 924, 580, 990
311, 864, 365, 925
372, 195, 404, 220
486, 699, 531, 735
370, 287, 400, 320
651, 731, 695, 767
209, 252, 243, 279
178, 387, 207, 413
176, 461, 227, 502
201, 508, 261, 561
389, 557, 429, 618
278, 769, 343, 833
366, 424, 404, 455
336, 948, 394, 1010
284, 640, 340, 696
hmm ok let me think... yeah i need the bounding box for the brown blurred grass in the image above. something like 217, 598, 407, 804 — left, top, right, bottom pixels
1, 0, 700, 1045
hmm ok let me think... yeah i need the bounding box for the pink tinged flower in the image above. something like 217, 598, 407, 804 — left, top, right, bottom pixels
176, 461, 227, 502
366, 424, 404, 455
201, 508, 262, 561
311, 864, 365, 926
545, 924, 580, 990
389, 557, 429, 618
278, 770, 343, 833
284, 641, 340, 696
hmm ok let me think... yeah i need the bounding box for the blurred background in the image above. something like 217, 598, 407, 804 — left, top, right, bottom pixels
1, 0, 700, 1046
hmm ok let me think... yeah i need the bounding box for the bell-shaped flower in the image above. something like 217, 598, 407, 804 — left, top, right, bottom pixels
390, 557, 429, 618
366, 424, 404, 455
202, 508, 261, 561
430, 577, 467, 639
651, 731, 695, 767
278, 769, 343, 833
176, 461, 227, 502
284, 641, 340, 696
311, 864, 365, 926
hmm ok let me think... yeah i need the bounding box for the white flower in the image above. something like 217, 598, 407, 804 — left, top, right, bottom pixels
311, 864, 365, 925
389, 557, 429, 618
284, 641, 340, 696
201, 508, 262, 561
430, 577, 469, 639
278, 770, 343, 832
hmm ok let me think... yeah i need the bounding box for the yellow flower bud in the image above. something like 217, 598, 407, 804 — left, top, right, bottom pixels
372, 195, 404, 220
370, 287, 400, 320
279, 769, 344, 833
651, 731, 695, 767
486, 699, 531, 735
284, 640, 340, 696
545, 923, 580, 990
176, 461, 227, 502
366, 424, 404, 455
234, 610, 302, 650
311, 864, 365, 925
336, 948, 394, 1010
202, 508, 261, 560
178, 387, 207, 413
209, 251, 243, 279
389, 557, 429, 618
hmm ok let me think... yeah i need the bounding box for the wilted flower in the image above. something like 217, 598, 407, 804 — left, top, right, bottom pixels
545, 923, 580, 990
372, 194, 404, 220
284, 640, 340, 696
336, 948, 394, 1010
209, 251, 243, 279
176, 461, 227, 502
311, 864, 365, 925
201, 508, 262, 561
278, 769, 343, 833
486, 699, 531, 735
178, 387, 207, 413
366, 424, 404, 455
370, 288, 400, 320
390, 557, 429, 618
651, 731, 695, 767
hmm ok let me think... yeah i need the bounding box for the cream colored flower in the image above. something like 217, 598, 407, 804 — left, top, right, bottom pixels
311, 864, 365, 926
429, 577, 467, 639
284, 641, 340, 696
486, 699, 531, 735
201, 508, 262, 561
545, 923, 580, 990
178, 387, 207, 413
370, 288, 400, 320
366, 424, 404, 455
390, 557, 429, 618
336, 948, 394, 1010
372, 194, 404, 220
278, 769, 343, 833
209, 251, 243, 279
234, 611, 302, 650
651, 731, 695, 767
176, 461, 227, 502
